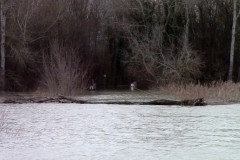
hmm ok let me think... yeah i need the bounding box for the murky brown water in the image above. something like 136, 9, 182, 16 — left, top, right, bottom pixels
0, 103, 240, 160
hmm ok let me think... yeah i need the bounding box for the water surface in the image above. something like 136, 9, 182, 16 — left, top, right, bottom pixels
0, 104, 240, 160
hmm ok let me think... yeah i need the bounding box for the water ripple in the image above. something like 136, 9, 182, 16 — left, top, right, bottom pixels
0, 104, 240, 160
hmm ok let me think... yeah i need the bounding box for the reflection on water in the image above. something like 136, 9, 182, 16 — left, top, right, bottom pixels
0, 104, 240, 160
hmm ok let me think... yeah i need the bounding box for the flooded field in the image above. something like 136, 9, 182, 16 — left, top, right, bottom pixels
0, 103, 240, 160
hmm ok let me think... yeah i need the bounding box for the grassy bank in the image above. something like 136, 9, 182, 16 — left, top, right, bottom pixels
1, 81, 240, 105
160, 81, 240, 104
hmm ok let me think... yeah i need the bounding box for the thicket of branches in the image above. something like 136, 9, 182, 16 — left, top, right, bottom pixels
0, 0, 239, 92
41, 41, 91, 95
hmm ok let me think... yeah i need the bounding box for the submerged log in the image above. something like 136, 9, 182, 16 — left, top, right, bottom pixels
141, 98, 205, 106
3, 96, 86, 104
3, 96, 206, 106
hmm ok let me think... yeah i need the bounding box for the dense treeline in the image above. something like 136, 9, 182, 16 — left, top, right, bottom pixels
0, 0, 239, 94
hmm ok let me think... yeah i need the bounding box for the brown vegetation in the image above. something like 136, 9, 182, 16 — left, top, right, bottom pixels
161, 81, 240, 104
41, 42, 91, 96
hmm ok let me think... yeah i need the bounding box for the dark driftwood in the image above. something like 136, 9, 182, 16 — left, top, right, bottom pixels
3, 96, 206, 106
3, 96, 86, 104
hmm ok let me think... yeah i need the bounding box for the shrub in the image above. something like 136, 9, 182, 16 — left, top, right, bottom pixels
41, 42, 91, 96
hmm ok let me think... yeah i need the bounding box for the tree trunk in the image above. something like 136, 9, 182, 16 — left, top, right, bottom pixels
0, 2, 6, 91
237, 67, 240, 82
159, 0, 165, 55
228, 0, 237, 81
184, 0, 190, 46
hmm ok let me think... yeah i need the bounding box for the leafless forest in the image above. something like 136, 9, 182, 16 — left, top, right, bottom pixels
0, 0, 239, 94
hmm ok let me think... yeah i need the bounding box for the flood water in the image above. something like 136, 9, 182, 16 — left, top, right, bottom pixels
0, 103, 240, 160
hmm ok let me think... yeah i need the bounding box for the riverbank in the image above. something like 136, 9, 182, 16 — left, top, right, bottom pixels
0, 89, 239, 105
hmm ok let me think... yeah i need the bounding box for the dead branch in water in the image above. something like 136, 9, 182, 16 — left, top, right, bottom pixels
3, 96, 206, 106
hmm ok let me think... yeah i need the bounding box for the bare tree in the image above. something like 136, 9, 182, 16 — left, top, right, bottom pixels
0, 0, 7, 91
8, 0, 35, 65
184, 0, 190, 46
112, 0, 202, 85
116, 0, 169, 84
228, 0, 240, 80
